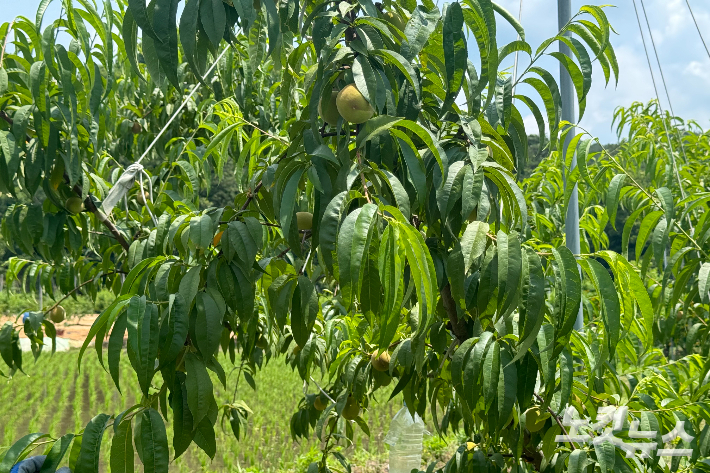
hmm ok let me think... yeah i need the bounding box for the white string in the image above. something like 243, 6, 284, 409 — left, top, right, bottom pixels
511, 0, 524, 97
135, 46, 230, 165
138, 171, 158, 226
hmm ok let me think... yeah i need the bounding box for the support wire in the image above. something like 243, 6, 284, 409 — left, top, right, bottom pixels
631, 0, 686, 199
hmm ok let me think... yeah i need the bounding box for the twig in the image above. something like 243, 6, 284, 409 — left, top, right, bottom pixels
440, 284, 469, 342
240, 181, 263, 211
43, 271, 117, 315
0, 111, 31, 142
428, 338, 458, 378
0, 20, 14, 67
89, 230, 116, 238
321, 131, 357, 138
534, 392, 576, 450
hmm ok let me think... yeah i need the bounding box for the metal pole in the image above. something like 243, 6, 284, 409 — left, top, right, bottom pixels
558, 0, 584, 330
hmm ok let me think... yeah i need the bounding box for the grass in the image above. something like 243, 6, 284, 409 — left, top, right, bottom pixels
0, 349, 458, 472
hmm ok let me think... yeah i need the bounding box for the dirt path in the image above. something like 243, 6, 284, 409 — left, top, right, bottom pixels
0, 314, 101, 348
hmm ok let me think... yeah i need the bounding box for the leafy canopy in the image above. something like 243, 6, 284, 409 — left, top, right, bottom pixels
1, 0, 709, 472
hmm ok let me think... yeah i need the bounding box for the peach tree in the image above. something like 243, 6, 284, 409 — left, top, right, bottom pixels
3, 0, 703, 472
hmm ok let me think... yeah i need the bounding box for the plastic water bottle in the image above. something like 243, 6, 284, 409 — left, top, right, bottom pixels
386, 407, 429, 473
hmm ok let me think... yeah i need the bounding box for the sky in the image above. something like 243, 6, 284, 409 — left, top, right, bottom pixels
4, 0, 710, 143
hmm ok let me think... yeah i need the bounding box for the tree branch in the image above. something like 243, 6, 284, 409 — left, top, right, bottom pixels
441, 284, 469, 342
534, 392, 576, 450
83, 195, 131, 251
43, 271, 118, 315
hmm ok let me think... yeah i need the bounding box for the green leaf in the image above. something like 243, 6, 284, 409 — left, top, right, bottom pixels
461, 221, 489, 271
319, 191, 351, 273
160, 294, 188, 365
338, 204, 378, 308
184, 353, 215, 426
654, 187, 675, 224
437, 161, 466, 224
0, 67, 7, 99
378, 225, 405, 349
353, 56, 378, 107
447, 244, 466, 309
0, 323, 15, 370
175, 160, 200, 194
619, 259, 654, 350
552, 246, 582, 338
442, 2, 467, 111
139, 409, 169, 473
195, 291, 223, 357
189, 215, 213, 249
178, 266, 201, 309
152, 0, 180, 88
492, 2, 524, 40
582, 258, 621, 355
700, 262, 710, 304
110, 420, 134, 473
108, 310, 128, 392
79, 295, 131, 369
200, 0, 226, 47
0, 433, 45, 473
496, 230, 522, 318
128, 0, 157, 39
39, 434, 75, 473
451, 337, 476, 392
567, 449, 587, 473
180, 0, 204, 82
537, 324, 555, 388
651, 217, 670, 271
497, 345, 516, 430
482, 340, 500, 410
135, 303, 159, 397
292, 276, 319, 347
606, 174, 627, 230
400, 6, 440, 61
75, 414, 111, 473
122, 9, 144, 80
594, 440, 615, 473
635, 210, 664, 262
400, 224, 438, 333
523, 72, 560, 146
515, 95, 546, 149
511, 248, 545, 364
559, 347, 573, 408
171, 374, 194, 459
465, 333, 494, 410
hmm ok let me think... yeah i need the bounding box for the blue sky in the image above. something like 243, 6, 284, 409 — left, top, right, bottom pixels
5, 0, 710, 143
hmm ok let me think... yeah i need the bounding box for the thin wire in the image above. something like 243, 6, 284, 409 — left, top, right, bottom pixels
638, 0, 690, 168
136, 46, 230, 165
511, 0, 524, 94
631, 0, 686, 199
684, 0, 710, 61
638, 0, 675, 117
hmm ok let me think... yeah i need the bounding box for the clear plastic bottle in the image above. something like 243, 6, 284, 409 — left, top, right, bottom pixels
385, 407, 429, 473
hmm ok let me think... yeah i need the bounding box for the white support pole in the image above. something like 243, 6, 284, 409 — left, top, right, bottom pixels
558, 0, 584, 330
